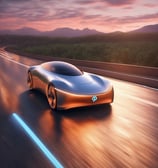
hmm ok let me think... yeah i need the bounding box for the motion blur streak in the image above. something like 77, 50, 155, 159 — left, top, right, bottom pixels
119, 93, 158, 107
0, 53, 28, 68
12, 113, 64, 168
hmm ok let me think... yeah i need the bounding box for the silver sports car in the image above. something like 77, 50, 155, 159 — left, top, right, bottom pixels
27, 61, 114, 110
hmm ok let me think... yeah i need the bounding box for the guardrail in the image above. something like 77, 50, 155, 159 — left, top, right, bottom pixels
33, 55, 158, 88
46, 57, 158, 88
54, 58, 158, 77
5, 48, 158, 88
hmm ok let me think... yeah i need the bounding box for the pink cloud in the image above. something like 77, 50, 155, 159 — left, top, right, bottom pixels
0, 0, 157, 33
144, 3, 158, 8
76, 0, 135, 6
102, 0, 135, 6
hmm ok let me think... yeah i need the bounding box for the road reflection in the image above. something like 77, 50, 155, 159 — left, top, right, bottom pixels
0, 48, 43, 66
0, 56, 28, 113
18, 89, 112, 135
17, 87, 158, 168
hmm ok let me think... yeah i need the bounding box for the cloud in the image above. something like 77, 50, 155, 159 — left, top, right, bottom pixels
75, 0, 97, 4
78, 11, 158, 25
143, 3, 158, 8
0, 0, 157, 32
113, 12, 158, 24
52, 8, 83, 19
76, 0, 135, 6
0, 0, 55, 21
102, 0, 135, 6
83, 14, 103, 20
77, 12, 158, 32
0, 0, 84, 21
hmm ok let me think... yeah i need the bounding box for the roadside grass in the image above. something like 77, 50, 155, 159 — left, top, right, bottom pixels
0, 33, 158, 67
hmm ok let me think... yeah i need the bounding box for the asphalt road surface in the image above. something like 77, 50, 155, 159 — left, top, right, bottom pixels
0, 49, 158, 168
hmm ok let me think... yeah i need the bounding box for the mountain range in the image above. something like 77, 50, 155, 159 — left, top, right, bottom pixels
0, 24, 158, 37
0, 27, 103, 37
131, 24, 158, 33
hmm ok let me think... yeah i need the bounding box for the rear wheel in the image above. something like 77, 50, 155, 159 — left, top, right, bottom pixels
27, 71, 33, 89
47, 84, 57, 110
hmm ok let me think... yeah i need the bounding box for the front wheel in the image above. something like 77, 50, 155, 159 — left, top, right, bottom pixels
47, 84, 57, 110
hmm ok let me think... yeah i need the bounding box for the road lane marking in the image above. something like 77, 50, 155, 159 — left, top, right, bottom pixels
87, 67, 158, 82
12, 113, 64, 168
0, 53, 29, 68
119, 93, 158, 108
0, 50, 12, 59
109, 77, 158, 91
141, 85, 158, 91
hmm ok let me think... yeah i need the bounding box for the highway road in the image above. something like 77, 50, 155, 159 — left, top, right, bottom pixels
0, 49, 158, 168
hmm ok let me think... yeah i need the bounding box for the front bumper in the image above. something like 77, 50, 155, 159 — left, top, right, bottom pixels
55, 86, 114, 110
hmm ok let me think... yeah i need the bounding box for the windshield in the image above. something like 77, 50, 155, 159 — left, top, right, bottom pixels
41, 61, 83, 76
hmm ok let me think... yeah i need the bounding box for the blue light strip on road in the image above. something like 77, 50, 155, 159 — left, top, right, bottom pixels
12, 113, 64, 168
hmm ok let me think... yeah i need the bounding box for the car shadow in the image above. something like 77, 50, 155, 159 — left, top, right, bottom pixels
19, 89, 112, 123
18, 90, 50, 126
55, 104, 112, 123
18, 89, 113, 141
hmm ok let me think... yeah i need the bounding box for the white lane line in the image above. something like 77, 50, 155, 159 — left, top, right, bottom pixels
110, 78, 158, 91
12, 113, 64, 168
0, 51, 12, 59
119, 93, 158, 108
0, 53, 29, 68
90, 67, 158, 81
141, 85, 158, 91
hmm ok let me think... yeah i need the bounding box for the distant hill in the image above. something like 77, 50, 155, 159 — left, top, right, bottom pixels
0, 27, 41, 36
0, 27, 103, 37
44, 27, 103, 37
14, 27, 41, 36
130, 24, 158, 33
1, 24, 158, 37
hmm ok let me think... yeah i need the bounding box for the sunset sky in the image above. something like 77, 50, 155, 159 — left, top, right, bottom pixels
0, 0, 158, 33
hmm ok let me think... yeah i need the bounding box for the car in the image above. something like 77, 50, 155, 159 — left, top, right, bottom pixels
27, 61, 114, 110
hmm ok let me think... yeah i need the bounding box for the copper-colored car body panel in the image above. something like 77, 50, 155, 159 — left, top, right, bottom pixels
27, 61, 114, 110
55, 87, 114, 110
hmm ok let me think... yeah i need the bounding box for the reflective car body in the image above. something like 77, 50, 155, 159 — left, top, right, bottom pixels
27, 61, 114, 110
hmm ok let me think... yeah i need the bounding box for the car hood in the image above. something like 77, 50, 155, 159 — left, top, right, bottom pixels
51, 72, 112, 94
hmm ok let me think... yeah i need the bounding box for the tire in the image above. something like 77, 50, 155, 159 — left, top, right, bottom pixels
27, 71, 33, 89
47, 84, 57, 110
111, 87, 114, 103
